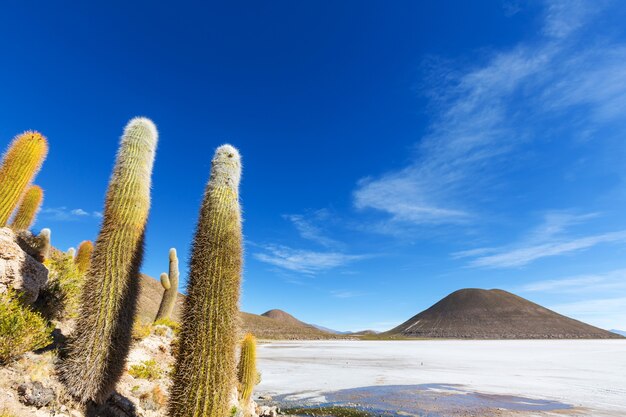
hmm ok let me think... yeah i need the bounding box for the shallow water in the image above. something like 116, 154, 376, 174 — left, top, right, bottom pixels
275, 384, 572, 417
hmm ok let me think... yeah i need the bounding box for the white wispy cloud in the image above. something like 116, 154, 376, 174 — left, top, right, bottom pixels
253, 244, 367, 274
352, 0, 626, 230
454, 212, 626, 268
549, 297, 626, 330
468, 230, 626, 268
283, 209, 342, 248
520, 268, 626, 293
330, 290, 366, 299
40, 207, 102, 221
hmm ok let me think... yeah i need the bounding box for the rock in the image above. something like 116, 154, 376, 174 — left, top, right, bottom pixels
256, 405, 278, 417
86, 392, 138, 417
0, 227, 48, 303
17, 381, 55, 408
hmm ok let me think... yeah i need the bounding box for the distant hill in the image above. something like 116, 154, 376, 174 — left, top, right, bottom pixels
261, 309, 307, 325
386, 288, 624, 339
137, 275, 343, 340
610, 329, 626, 337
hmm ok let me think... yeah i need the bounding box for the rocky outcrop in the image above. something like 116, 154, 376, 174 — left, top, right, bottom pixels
0, 227, 48, 303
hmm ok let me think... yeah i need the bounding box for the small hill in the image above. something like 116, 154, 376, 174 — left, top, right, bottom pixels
386, 288, 623, 339
137, 275, 342, 340
261, 309, 306, 325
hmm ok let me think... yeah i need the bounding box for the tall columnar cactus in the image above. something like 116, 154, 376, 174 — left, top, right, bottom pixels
74, 240, 94, 275
0, 132, 48, 226
169, 145, 242, 417
10, 185, 43, 231
58, 117, 158, 404
237, 333, 257, 406
155, 248, 179, 322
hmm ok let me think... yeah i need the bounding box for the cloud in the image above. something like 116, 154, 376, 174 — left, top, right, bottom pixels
468, 230, 626, 268
549, 297, 626, 330
40, 207, 102, 221
330, 290, 366, 299
253, 244, 367, 274
352, 0, 626, 231
283, 209, 342, 248
520, 268, 626, 293
455, 211, 626, 268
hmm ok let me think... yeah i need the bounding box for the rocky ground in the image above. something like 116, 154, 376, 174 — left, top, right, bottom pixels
0, 322, 278, 417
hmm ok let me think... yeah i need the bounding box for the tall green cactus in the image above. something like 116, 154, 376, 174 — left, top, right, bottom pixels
74, 240, 94, 275
0, 132, 48, 226
169, 145, 242, 417
10, 185, 43, 231
58, 117, 158, 404
155, 248, 179, 322
237, 333, 257, 406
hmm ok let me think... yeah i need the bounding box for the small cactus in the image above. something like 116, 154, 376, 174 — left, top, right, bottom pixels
155, 248, 179, 322
237, 333, 257, 406
10, 185, 43, 231
169, 145, 243, 417
67, 247, 76, 258
58, 117, 158, 404
0, 132, 48, 226
74, 240, 94, 275
15, 228, 50, 262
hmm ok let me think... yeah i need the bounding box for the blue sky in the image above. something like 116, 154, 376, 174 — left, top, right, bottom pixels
1, 1, 626, 332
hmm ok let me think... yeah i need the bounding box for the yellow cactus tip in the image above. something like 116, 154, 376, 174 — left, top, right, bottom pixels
169, 248, 177, 259
39, 228, 51, 238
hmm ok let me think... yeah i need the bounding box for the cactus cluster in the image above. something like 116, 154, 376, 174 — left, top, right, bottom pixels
169, 145, 243, 417
10, 185, 43, 231
74, 240, 94, 275
2, 118, 249, 413
0, 132, 48, 227
237, 333, 258, 406
155, 248, 179, 322
58, 117, 158, 404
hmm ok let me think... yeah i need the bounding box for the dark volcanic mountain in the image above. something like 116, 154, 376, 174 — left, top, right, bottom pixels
386, 288, 623, 339
137, 275, 341, 339
261, 309, 307, 325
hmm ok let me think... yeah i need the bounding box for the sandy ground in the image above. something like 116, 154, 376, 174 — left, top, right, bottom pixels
256, 340, 626, 416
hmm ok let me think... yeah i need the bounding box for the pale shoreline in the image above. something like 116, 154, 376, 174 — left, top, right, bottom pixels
256, 340, 626, 416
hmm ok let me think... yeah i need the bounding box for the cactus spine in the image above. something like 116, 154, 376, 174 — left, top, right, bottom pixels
237, 333, 257, 406
0, 132, 48, 226
155, 248, 179, 322
169, 145, 242, 417
10, 185, 43, 231
58, 118, 158, 404
74, 240, 94, 275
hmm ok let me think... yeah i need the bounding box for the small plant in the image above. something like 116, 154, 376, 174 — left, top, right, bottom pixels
153, 317, 180, 334
139, 385, 167, 410
74, 240, 93, 275
0, 291, 53, 364
132, 321, 153, 341
10, 185, 43, 231
0, 131, 48, 226
35, 250, 83, 320
0, 409, 18, 417
128, 359, 163, 381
